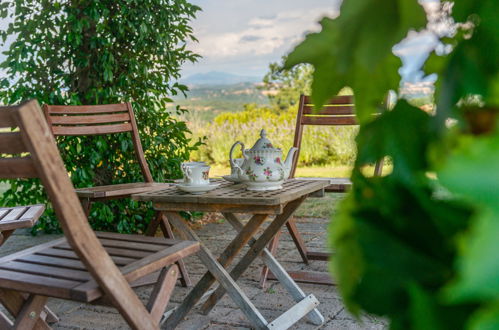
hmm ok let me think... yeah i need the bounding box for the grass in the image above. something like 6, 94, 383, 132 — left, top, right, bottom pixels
295, 192, 345, 218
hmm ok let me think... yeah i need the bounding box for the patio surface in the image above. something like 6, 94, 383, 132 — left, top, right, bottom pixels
0, 200, 386, 329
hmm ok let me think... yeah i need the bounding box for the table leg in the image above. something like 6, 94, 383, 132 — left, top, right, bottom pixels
222, 213, 325, 326
164, 211, 269, 330
200, 196, 306, 314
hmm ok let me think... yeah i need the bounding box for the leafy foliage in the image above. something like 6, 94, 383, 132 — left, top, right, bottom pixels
261, 58, 313, 110
0, 0, 202, 233
189, 103, 358, 167
286, 0, 499, 329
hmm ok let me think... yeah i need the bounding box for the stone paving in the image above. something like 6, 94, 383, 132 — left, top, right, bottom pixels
0, 216, 386, 329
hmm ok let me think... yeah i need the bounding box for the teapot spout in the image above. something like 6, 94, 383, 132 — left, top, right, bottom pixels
283, 147, 298, 179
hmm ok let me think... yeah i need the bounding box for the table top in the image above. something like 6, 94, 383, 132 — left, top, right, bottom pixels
132, 179, 328, 207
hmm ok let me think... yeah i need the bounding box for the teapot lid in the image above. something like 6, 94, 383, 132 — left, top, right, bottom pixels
250, 129, 278, 151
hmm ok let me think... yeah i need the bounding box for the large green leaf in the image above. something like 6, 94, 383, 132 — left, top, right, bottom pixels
284, 0, 426, 121
439, 133, 499, 302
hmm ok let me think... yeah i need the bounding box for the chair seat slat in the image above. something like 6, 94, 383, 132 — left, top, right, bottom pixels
0, 269, 82, 300
37, 247, 139, 264
0, 261, 92, 282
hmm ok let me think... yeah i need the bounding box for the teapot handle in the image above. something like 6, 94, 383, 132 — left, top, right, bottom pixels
229, 141, 245, 171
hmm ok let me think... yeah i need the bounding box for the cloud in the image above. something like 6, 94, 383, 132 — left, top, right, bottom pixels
188, 7, 337, 60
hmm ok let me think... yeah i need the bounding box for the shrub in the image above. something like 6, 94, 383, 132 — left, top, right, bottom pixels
190, 103, 357, 167
0, 0, 202, 234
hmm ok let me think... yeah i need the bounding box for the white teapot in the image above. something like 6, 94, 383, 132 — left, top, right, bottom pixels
229, 129, 298, 191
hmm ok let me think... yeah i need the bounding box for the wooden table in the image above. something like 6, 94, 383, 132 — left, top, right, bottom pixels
133, 179, 328, 329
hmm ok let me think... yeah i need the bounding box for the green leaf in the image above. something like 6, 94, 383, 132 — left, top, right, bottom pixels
284, 0, 426, 121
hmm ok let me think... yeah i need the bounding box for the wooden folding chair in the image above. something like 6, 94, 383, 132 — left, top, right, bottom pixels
0, 100, 200, 329
260, 94, 384, 286
43, 102, 191, 287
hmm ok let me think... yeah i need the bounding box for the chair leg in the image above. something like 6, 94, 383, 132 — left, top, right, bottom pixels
152, 211, 192, 287
146, 265, 179, 323
13, 294, 48, 329
286, 217, 309, 264
259, 230, 282, 288
0, 289, 51, 330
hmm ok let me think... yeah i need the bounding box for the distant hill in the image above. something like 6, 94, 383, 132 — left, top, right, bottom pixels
172, 82, 269, 122
180, 71, 261, 86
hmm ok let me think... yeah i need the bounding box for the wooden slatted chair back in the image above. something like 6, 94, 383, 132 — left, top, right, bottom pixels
0, 100, 157, 328
290, 94, 383, 178
43, 102, 153, 182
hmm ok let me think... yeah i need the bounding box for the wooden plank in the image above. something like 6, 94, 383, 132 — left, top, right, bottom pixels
303, 95, 354, 105
155, 213, 192, 287
146, 265, 178, 323
1, 207, 27, 221
307, 251, 330, 261
266, 270, 335, 286
51, 123, 132, 136
19, 254, 87, 270
0, 108, 16, 128
59, 238, 166, 253
13, 294, 48, 330
134, 179, 329, 207
96, 231, 181, 246
302, 105, 354, 115
74, 240, 199, 302
0, 269, 81, 300
301, 115, 357, 126
267, 295, 320, 329
285, 219, 309, 264
0, 209, 9, 220
76, 182, 169, 198
163, 212, 269, 330
178, 214, 268, 317
153, 202, 283, 214
49, 113, 131, 125
0, 157, 37, 179
53, 245, 151, 259
120, 240, 199, 283
45, 104, 128, 114
0, 132, 28, 154
224, 213, 325, 326
0, 238, 65, 264
201, 197, 306, 314
0, 261, 91, 281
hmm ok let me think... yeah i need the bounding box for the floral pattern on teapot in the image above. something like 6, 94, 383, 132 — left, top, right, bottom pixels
229, 129, 298, 190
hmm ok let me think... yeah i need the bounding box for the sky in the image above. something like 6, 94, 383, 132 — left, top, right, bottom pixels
181, 0, 340, 78
0, 0, 445, 84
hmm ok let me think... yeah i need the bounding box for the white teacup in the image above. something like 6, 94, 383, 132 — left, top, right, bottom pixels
181, 162, 210, 185
230, 158, 244, 177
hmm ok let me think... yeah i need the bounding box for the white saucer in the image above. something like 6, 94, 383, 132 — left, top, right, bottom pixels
176, 183, 220, 194
222, 175, 243, 183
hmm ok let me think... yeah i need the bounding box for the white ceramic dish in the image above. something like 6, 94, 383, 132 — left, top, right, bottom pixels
176, 183, 220, 194
222, 175, 243, 183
